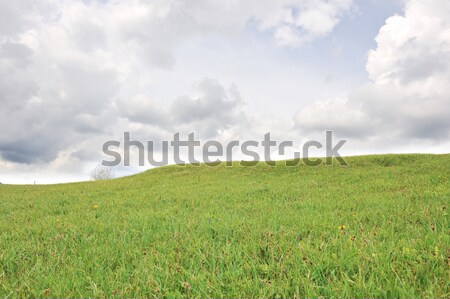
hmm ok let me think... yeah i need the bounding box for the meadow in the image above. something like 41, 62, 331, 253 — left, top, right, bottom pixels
0, 154, 448, 298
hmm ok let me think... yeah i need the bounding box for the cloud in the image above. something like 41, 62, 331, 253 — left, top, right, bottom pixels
0, 0, 36, 36
170, 79, 244, 137
116, 95, 170, 128
295, 96, 373, 138
295, 0, 450, 142
269, 0, 354, 46
0, 0, 353, 167
117, 78, 245, 138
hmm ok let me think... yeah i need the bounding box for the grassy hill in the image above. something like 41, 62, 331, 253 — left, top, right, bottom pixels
0, 154, 449, 298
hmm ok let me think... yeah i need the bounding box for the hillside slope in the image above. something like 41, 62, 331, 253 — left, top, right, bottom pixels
0, 154, 449, 297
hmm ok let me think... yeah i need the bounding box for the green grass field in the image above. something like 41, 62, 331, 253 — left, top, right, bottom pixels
0, 154, 449, 298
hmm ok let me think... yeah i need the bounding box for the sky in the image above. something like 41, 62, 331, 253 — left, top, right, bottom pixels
1, 0, 449, 184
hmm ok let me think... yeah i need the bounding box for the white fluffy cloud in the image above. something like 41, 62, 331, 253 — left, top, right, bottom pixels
296, 0, 450, 142
264, 0, 353, 46
117, 78, 245, 138
0, 0, 352, 167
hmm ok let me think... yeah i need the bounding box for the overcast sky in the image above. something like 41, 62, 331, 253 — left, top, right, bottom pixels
1, 0, 449, 184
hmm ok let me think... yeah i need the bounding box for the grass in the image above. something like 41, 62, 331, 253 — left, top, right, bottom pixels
0, 154, 449, 298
